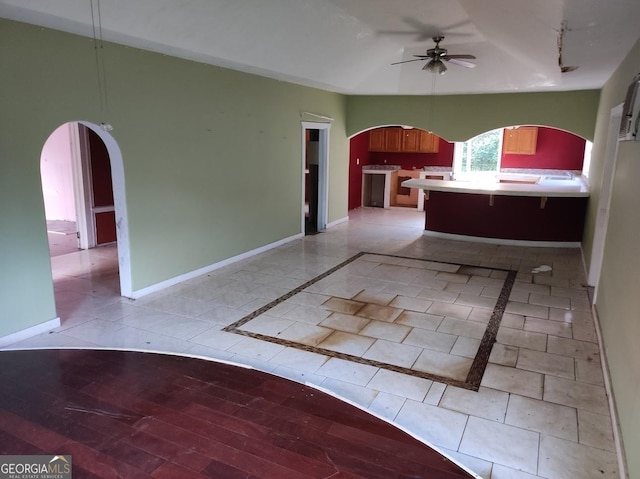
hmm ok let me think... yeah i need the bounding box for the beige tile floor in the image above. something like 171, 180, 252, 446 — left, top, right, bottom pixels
6, 208, 619, 479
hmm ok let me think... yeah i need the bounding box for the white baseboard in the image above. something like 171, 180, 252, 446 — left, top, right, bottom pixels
591, 306, 629, 479
0, 317, 61, 348
580, 244, 598, 289
130, 232, 304, 299
423, 230, 581, 248
326, 216, 349, 228
580, 245, 589, 282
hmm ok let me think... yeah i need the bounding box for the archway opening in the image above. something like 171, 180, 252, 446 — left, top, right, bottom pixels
40, 121, 132, 322
348, 125, 591, 212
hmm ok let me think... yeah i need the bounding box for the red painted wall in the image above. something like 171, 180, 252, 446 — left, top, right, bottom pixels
88, 128, 114, 207
95, 211, 117, 244
501, 127, 586, 170
348, 131, 373, 210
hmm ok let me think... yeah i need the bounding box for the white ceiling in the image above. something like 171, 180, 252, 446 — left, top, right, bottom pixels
2, 0, 640, 95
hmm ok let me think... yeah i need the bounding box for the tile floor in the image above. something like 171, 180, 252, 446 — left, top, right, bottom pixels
6, 208, 619, 479
47, 220, 80, 257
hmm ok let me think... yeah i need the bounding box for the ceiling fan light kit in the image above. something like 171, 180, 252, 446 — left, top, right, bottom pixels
424, 59, 447, 74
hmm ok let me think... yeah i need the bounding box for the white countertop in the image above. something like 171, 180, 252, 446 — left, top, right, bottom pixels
402, 175, 590, 198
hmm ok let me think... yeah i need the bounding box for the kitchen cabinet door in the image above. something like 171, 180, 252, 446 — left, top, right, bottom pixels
369, 129, 386, 151
418, 130, 440, 153
385, 128, 403, 152
503, 126, 538, 154
402, 129, 421, 152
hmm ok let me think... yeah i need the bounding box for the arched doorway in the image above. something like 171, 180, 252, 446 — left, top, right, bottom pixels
42, 123, 118, 251
40, 121, 132, 322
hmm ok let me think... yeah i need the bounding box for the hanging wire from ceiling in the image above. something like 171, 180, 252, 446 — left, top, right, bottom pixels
90, 0, 111, 129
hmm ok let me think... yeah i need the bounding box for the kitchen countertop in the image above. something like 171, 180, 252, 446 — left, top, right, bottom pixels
402, 174, 590, 198
362, 165, 400, 172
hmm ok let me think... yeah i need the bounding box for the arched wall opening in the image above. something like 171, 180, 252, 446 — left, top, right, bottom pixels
39, 121, 132, 303
348, 124, 591, 211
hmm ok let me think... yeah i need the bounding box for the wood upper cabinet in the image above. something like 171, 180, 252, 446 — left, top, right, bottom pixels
369, 128, 439, 153
403, 129, 439, 153
402, 129, 421, 151
385, 128, 403, 152
417, 130, 439, 153
503, 126, 538, 155
368, 129, 386, 152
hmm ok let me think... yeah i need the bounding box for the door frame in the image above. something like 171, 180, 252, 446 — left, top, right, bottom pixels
78, 121, 133, 298
588, 103, 623, 298
301, 121, 330, 233
70, 123, 96, 249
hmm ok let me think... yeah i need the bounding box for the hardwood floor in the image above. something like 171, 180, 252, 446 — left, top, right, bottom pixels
0, 349, 475, 478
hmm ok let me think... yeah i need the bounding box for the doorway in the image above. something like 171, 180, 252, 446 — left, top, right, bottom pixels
588, 104, 623, 297
40, 121, 133, 303
302, 122, 330, 235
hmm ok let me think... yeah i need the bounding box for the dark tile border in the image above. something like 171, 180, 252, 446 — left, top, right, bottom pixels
465, 269, 516, 387
224, 252, 516, 391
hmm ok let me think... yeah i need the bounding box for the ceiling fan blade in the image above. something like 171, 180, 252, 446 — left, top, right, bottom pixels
445, 58, 476, 68
445, 54, 476, 60
390, 58, 427, 65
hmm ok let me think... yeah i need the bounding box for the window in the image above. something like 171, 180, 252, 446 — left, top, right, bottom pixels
454, 128, 504, 174
582, 140, 593, 179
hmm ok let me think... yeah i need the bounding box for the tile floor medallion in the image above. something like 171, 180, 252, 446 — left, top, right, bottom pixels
224, 252, 516, 390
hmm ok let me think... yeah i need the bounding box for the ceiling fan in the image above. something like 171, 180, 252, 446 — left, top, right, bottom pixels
391, 36, 476, 74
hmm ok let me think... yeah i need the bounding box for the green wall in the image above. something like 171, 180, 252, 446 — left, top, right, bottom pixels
587, 37, 640, 478
0, 19, 347, 337
346, 90, 600, 141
